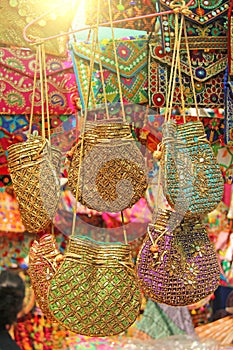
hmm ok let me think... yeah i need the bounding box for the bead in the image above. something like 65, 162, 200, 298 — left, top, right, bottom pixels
196, 7, 205, 16
117, 3, 125, 10
195, 67, 207, 79
55, 254, 64, 263
150, 244, 159, 253
153, 150, 162, 160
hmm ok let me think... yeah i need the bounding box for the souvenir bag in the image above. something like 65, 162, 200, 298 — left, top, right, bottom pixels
158, 9, 223, 215
68, 120, 148, 212
48, 234, 141, 336
70, 36, 148, 110
68, 12, 148, 213
136, 209, 220, 306
7, 44, 61, 233
28, 233, 63, 321
149, 0, 228, 109
85, 0, 157, 32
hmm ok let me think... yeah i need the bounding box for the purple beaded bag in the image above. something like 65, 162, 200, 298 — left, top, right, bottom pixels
136, 209, 220, 306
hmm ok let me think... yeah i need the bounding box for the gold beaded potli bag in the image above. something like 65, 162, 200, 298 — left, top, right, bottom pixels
7, 44, 61, 233
158, 4, 223, 215
136, 209, 220, 306
28, 232, 63, 321
67, 2, 148, 213
68, 119, 148, 212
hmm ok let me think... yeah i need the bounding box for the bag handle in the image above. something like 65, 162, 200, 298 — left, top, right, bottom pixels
163, 1, 199, 123
107, 0, 126, 122
28, 42, 51, 142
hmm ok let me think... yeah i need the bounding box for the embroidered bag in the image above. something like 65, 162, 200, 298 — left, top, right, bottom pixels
0, 47, 77, 115
136, 209, 220, 306
70, 37, 148, 110
224, 2, 233, 145
149, 41, 227, 108
149, 0, 228, 109
7, 136, 61, 232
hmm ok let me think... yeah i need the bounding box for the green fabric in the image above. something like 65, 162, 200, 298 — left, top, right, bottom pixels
137, 300, 185, 339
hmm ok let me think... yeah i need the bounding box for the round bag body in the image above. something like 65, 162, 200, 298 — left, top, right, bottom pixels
68, 120, 148, 212
29, 234, 63, 321
7, 136, 61, 232
161, 120, 224, 215
136, 209, 220, 306
48, 236, 141, 336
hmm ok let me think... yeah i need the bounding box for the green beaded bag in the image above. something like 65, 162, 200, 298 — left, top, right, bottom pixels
47, 236, 141, 336
160, 119, 224, 215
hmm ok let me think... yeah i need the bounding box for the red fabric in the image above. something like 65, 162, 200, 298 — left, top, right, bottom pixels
0, 47, 78, 115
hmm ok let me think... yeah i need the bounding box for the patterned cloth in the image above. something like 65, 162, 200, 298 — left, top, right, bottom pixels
149, 44, 227, 108
70, 37, 148, 109
0, 47, 77, 115
159, 304, 195, 336
85, 0, 157, 32
0, 189, 25, 232
136, 300, 186, 339
0, 0, 78, 56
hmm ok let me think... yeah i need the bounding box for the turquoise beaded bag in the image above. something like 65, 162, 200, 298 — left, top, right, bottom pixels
161, 119, 224, 215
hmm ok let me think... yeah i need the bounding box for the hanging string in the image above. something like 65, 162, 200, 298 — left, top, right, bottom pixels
154, 10, 182, 214
95, 0, 110, 119
38, 44, 46, 140
107, 0, 126, 122
183, 19, 199, 119
177, 44, 186, 123
121, 211, 128, 245
29, 47, 39, 137
167, 14, 184, 122
164, 10, 180, 122
71, 16, 100, 238
41, 43, 51, 141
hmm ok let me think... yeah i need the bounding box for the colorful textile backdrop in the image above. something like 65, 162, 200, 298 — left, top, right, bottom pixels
0, 189, 25, 233
0, 0, 79, 56
85, 0, 157, 32
149, 0, 228, 109
70, 37, 148, 110
0, 47, 77, 116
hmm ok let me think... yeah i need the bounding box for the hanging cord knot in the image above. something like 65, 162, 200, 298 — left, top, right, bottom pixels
27, 35, 45, 46
170, 0, 193, 16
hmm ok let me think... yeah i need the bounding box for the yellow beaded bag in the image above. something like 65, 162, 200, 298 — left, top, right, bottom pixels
7, 44, 61, 233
